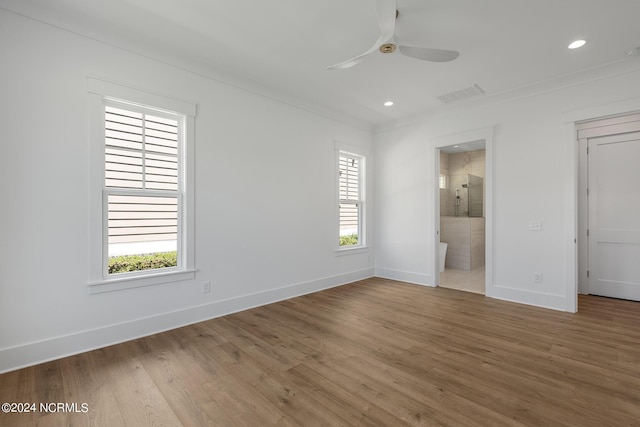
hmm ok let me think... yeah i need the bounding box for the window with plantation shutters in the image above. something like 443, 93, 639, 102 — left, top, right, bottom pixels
338, 152, 363, 247
104, 102, 182, 274
88, 78, 195, 293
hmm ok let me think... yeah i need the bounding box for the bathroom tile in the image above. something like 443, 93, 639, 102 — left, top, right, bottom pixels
446, 254, 471, 271
440, 266, 485, 294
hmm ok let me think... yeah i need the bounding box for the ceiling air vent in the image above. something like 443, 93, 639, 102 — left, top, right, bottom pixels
437, 84, 485, 104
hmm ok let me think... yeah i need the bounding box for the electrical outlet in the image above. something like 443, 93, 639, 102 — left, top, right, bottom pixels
533, 273, 543, 283
202, 281, 211, 293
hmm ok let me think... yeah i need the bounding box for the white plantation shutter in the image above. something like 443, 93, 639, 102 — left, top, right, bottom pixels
105, 105, 179, 191
339, 155, 359, 200
338, 152, 362, 246
104, 102, 182, 270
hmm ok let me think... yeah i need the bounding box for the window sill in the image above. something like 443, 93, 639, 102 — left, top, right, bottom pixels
334, 246, 369, 256
88, 269, 197, 294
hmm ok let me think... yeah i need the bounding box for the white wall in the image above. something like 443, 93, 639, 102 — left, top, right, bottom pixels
0, 10, 374, 373
374, 65, 640, 312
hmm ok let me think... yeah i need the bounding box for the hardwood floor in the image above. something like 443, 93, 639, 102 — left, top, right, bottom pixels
2, 278, 640, 426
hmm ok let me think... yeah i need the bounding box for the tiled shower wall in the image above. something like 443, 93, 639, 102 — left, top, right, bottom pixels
439, 149, 486, 270
440, 150, 486, 217
440, 217, 485, 271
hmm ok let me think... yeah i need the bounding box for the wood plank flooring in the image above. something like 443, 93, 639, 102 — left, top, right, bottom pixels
2, 277, 640, 426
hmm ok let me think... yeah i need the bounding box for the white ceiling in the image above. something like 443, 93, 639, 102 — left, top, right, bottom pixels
3, 0, 640, 128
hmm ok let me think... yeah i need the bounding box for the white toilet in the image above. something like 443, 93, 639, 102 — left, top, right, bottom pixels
439, 242, 448, 272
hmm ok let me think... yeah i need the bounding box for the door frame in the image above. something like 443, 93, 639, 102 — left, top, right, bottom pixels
577, 114, 640, 296
565, 97, 640, 311
429, 127, 494, 297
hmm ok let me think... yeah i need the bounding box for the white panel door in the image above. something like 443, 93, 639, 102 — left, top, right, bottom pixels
588, 131, 640, 301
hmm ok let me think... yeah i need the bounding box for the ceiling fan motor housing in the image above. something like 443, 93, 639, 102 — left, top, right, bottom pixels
380, 43, 397, 54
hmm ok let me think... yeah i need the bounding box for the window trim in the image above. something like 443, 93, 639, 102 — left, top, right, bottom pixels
335, 142, 368, 254
87, 78, 196, 294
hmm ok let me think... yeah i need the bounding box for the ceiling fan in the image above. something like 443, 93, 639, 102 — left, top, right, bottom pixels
327, 0, 459, 70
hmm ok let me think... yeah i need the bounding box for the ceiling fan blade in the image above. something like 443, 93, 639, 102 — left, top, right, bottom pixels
326, 0, 397, 70
326, 53, 370, 70
375, 0, 397, 42
326, 36, 386, 70
398, 45, 459, 62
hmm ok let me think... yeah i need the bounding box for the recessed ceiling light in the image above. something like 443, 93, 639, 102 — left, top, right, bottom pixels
383, 101, 394, 107
568, 39, 587, 49
453, 145, 460, 148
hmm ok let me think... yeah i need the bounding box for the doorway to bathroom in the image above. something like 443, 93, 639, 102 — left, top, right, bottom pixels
438, 143, 486, 294
431, 127, 493, 297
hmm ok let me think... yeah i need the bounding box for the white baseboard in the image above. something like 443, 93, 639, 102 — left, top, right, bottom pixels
487, 284, 569, 312
0, 268, 374, 374
374, 267, 435, 287
374, 268, 570, 312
